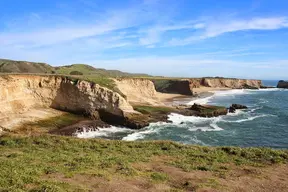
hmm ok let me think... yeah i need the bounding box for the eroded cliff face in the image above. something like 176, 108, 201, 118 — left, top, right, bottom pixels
153, 79, 194, 95
0, 75, 135, 130
152, 78, 262, 95
199, 78, 262, 89
113, 78, 263, 105
113, 78, 161, 105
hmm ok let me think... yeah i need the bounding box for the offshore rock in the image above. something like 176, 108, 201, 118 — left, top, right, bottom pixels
189, 103, 228, 117
229, 104, 248, 113
277, 80, 288, 88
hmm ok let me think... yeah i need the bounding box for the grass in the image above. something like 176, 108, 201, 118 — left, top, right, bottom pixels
55, 64, 149, 77
13, 113, 86, 136
133, 105, 176, 114
0, 135, 287, 191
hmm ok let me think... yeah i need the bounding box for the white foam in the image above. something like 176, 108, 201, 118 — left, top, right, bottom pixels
76, 126, 132, 139
122, 129, 152, 141
251, 88, 281, 92
188, 89, 252, 105
212, 89, 250, 96
210, 119, 224, 131
122, 122, 167, 141
222, 114, 274, 123
250, 106, 263, 112
188, 88, 285, 106
188, 95, 213, 105
168, 113, 219, 124
168, 113, 224, 132
227, 109, 246, 116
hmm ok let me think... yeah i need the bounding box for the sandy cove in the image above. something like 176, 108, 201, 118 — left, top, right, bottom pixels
160, 87, 232, 106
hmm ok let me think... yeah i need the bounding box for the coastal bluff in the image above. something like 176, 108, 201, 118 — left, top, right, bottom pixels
0, 75, 136, 131
0, 74, 264, 133
277, 80, 288, 88
149, 78, 262, 95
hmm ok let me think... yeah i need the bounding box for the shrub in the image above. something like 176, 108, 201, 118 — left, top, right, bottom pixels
69, 71, 83, 75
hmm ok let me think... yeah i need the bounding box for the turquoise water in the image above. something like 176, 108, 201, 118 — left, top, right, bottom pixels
77, 80, 288, 149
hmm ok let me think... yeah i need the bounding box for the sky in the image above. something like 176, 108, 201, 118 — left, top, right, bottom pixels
1, 0, 288, 79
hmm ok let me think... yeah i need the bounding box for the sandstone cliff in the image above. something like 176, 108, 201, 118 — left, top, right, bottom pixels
199, 78, 262, 89
277, 80, 288, 88
0, 75, 135, 130
153, 79, 194, 95
152, 78, 262, 95
113, 78, 161, 105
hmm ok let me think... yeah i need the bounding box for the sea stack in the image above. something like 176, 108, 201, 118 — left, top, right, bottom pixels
277, 80, 288, 88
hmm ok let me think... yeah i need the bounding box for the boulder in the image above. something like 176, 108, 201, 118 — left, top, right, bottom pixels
189, 103, 228, 117
231, 104, 248, 109
228, 107, 236, 113
229, 104, 248, 113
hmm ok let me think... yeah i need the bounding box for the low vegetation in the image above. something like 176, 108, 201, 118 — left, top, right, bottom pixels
0, 59, 54, 73
0, 135, 287, 191
11, 113, 86, 136
133, 105, 177, 114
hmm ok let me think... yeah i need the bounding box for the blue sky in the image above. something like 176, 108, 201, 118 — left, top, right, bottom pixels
1, 0, 288, 79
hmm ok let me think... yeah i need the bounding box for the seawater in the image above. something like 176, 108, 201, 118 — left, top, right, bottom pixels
76, 80, 288, 149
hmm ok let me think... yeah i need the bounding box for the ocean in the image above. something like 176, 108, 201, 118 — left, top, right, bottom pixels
77, 80, 288, 149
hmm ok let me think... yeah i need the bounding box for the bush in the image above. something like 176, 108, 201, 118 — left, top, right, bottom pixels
69, 71, 83, 75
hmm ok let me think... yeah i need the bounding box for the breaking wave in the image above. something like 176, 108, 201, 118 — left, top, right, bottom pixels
75, 87, 287, 147
76, 126, 133, 139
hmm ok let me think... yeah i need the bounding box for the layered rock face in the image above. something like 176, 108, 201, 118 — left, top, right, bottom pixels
113, 78, 161, 105
0, 75, 135, 130
277, 80, 288, 88
153, 78, 262, 95
153, 79, 194, 95
199, 78, 262, 89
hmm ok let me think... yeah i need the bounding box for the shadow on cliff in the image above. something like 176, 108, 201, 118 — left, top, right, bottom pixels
50, 81, 91, 116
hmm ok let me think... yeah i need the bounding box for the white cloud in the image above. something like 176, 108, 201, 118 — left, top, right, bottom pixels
139, 22, 205, 46
0, 0, 163, 49
169, 17, 288, 46
205, 17, 288, 38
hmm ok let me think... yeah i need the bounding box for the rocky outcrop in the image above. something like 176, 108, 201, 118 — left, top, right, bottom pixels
153, 79, 194, 95
199, 78, 262, 89
189, 104, 228, 117
0, 75, 136, 130
228, 104, 248, 113
277, 80, 288, 88
113, 78, 161, 105
151, 78, 262, 96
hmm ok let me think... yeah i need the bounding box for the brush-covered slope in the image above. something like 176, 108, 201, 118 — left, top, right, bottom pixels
55, 64, 150, 77
0, 58, 150, 77
0, 59, 54, 73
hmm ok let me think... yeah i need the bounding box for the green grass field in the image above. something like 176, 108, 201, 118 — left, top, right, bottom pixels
0, 134, 287, 191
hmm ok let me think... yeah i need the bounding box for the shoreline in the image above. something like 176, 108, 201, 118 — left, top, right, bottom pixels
163, 87, 231, 106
